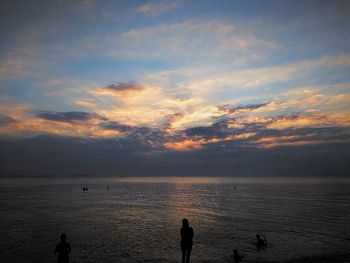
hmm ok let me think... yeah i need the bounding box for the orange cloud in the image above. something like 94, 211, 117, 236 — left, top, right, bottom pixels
267, 115, 327, 130
164, 138, 205, 151
164, 132, 256, 151
267, 114, 350, 130
73, 99, 97, 108
0, 105, 128, 138
0, 117, 124, 138
253, 136, 349, 149
330, 113, 350, 126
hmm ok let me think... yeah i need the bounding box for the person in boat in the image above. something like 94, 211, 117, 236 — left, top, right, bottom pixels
256, 234, 267, 248
180, 218, 194, 263
55, 233, 71, 263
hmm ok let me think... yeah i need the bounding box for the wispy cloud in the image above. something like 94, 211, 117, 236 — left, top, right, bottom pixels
73, 98, 98, 108
0, 56, 37, 79
136, 1, 180, 15
105, 19, 277, 64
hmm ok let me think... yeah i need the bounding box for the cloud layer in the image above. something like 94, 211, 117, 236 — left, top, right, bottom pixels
1, 1, 350, 176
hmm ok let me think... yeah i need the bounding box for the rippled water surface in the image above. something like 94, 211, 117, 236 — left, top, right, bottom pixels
1, 176, 350, 263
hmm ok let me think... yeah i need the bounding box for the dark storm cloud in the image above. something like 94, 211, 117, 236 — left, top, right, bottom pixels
36, 111, 106, 123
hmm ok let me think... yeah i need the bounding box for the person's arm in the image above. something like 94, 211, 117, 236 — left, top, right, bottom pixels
68, 243, 71, 254
55, 244, 58, 255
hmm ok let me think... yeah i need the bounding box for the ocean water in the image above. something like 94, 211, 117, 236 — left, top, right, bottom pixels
0, 176, 350, 263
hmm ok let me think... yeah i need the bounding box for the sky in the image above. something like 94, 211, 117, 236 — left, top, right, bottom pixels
1, 0, 350, 177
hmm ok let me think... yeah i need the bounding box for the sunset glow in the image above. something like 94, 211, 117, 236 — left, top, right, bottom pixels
1, 0, 350, 176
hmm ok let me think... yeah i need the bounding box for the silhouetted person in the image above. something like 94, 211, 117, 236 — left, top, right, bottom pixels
231, 249, 243, 262
256, 234, 267, 249
55, 233, 71, 263
180, 218, 194, 263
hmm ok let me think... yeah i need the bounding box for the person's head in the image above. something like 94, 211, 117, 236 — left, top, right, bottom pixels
60, 233, 67, 242
182, 218, 189, 228
256, 234, 260, 240
233, 249, 238, 255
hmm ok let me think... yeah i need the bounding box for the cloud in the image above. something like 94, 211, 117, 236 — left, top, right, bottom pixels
251, 125, 350, 148
36, 111, 106, 123
136, 1, 180, 15
266, 113, 350, 130
93, 82, 145, 96
105, 19, 277, 64
0, 56, 38, 80
0, 110, 126, 139
99, 121, 133, 133
139, 54, 350, 109
0, 116, 17, 126
252, 136, 350, 149
73, 98, 97, 108
0, 103, 31, 120
218, 102, 270, 115
162, 110, 350, 151
2, 84, 350, 150
163, 112, 184, 132
164, 132, 257, 151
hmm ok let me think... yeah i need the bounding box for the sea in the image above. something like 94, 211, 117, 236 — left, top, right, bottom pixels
0, 176, 350, 263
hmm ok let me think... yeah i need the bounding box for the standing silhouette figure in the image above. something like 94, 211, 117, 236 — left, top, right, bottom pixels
55, 233, 71, 263
256, 234, 267, 249
232, 249, 243, 262
180, 218, 194, 263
